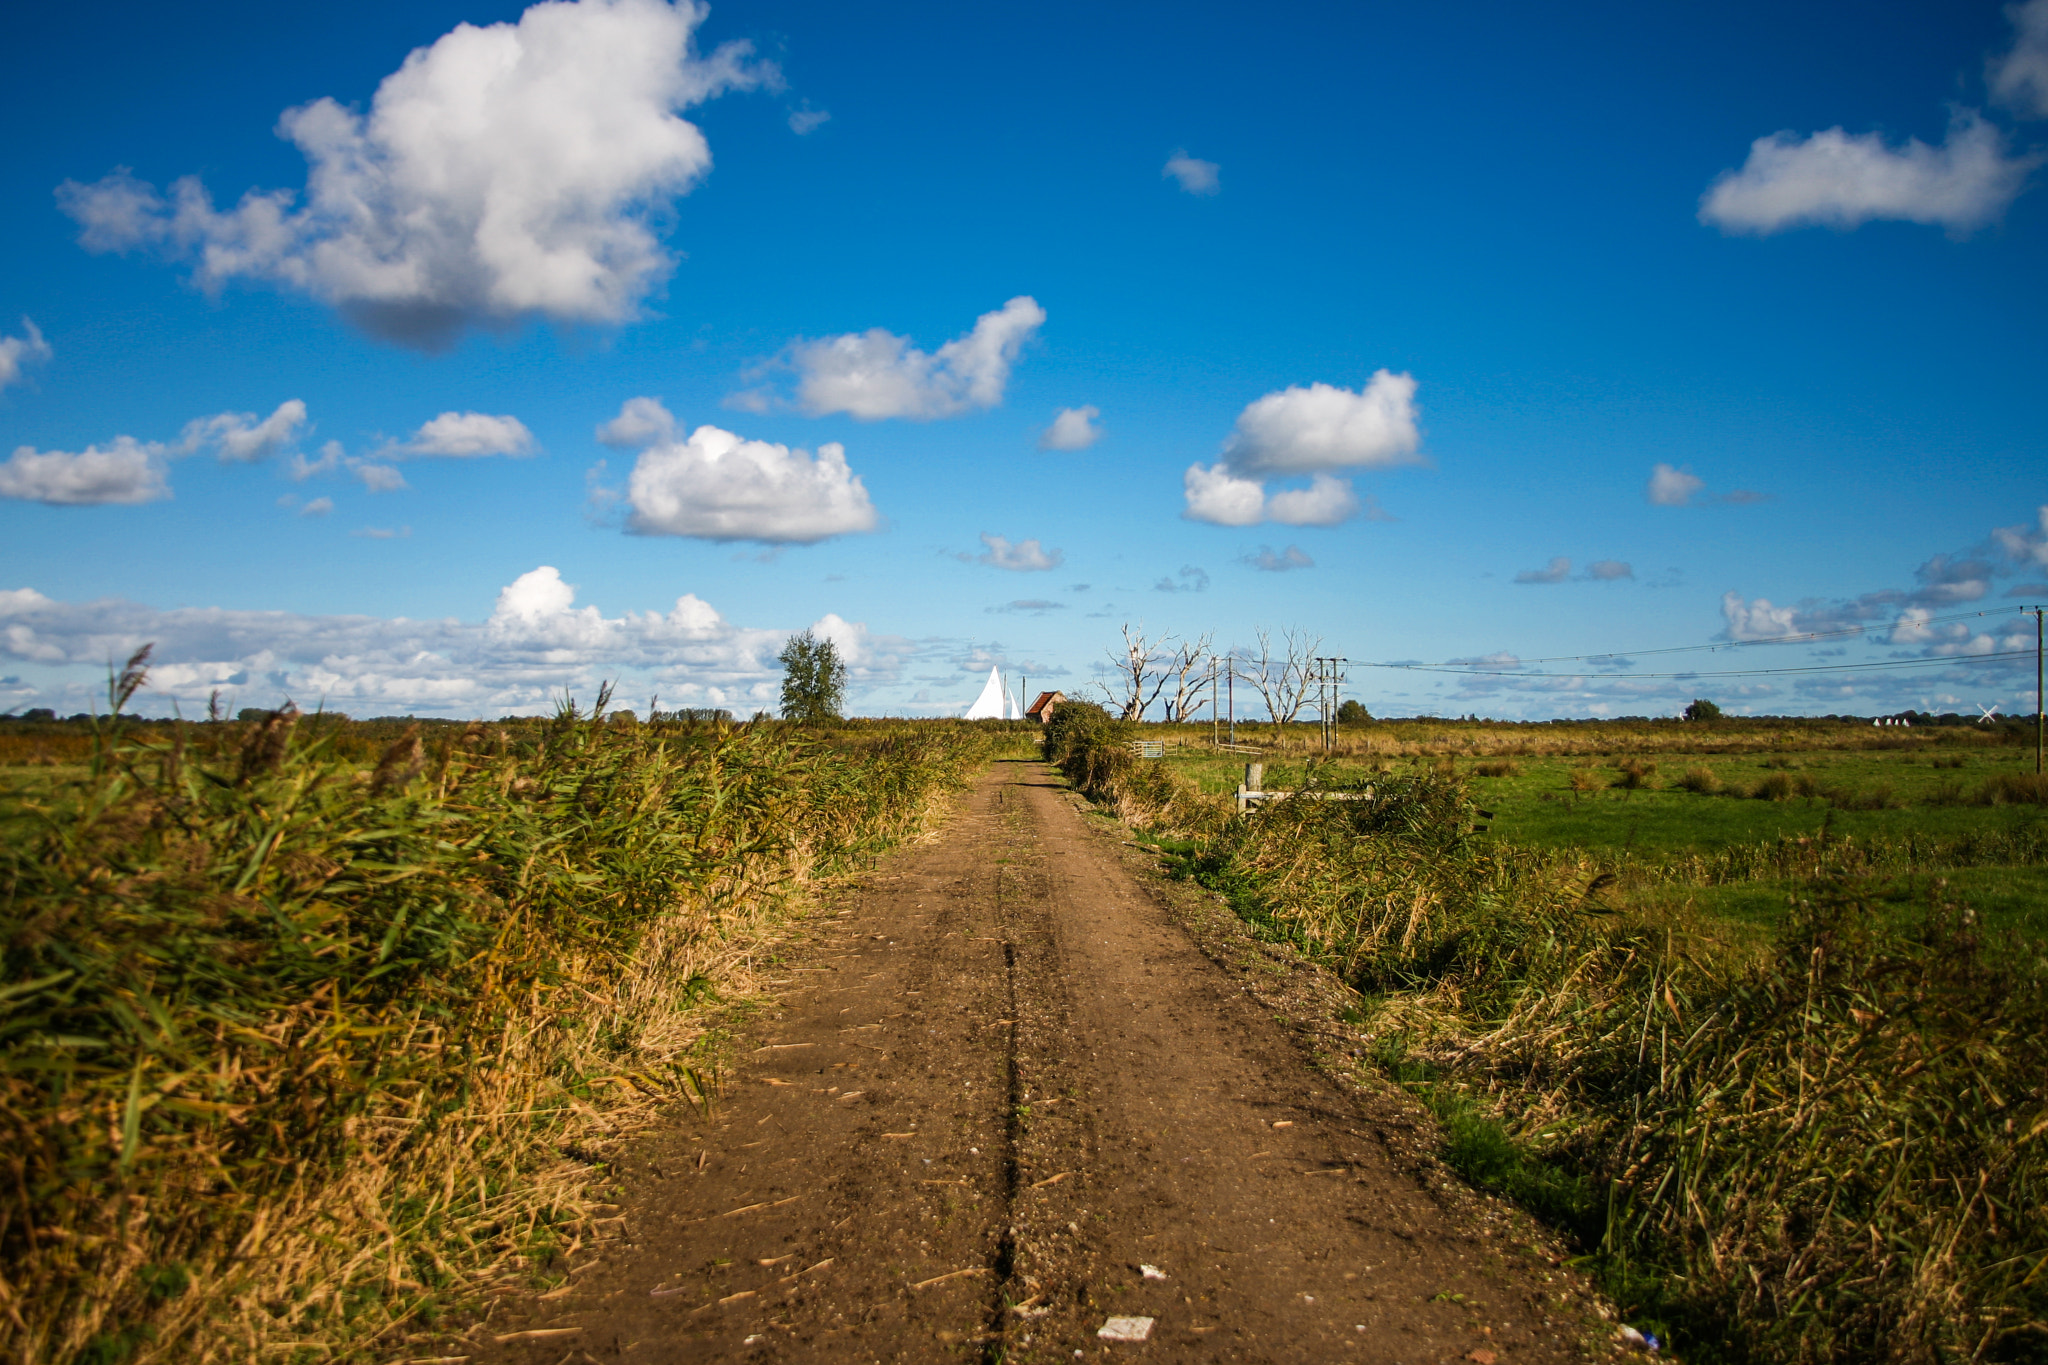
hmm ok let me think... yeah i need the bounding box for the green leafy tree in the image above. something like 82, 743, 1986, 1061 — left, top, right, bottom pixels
1683, 698, 1724, 722
1336, 699, 1372, 725
778, 631, 847, 724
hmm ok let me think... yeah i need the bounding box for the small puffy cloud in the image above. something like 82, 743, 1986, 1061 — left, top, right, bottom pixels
300, 496, 333, 517
1647, 462, 1706, 506
1185, 372, 1419, 526
1994, 505, 2048, 568
1038, 405, 1102, 451
781, 296, 1045, 420
0, 437, 169, 506
988, 599, 1066, 615
1245, 544, 1314, 572
976, 534, 1062, 572
788, 103, 831, 135
1182, 462, 1266, 526
1223, 372, 1422, 477
57, 0, 769, 349
619, 421, 880, 544
1163, 149, 1220, 195
1447, 651, 1521, 668
1153, 565, 1209, 594
1514, 557, 1572, 585
1266, 474, 1359, 526
1585, 559, 1634, 581
1991, 0, 2048, 119
355, 463, 407, 493
405, 411, 536, 458
1721, 591, 1801, 640
0, 318, 51, 392
352, 525, 410, 540
1698, 112, 2038, 236
597, 395, 679, 448
1647, 462, 1763, 506
180, 399, 308, 463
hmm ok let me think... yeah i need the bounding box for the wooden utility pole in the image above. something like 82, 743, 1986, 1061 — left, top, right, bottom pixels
2037, 607, 2043, 775
1210, 656, 1219, 746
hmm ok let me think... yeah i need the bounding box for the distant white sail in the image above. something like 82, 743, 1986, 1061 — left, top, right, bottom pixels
963, 666, 1008, 720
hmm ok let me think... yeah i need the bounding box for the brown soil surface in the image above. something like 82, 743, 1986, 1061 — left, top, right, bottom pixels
462, 759, 1606, 1364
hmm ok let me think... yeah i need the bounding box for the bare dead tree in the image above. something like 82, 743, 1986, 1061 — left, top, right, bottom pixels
1097, 622, 1176, 720
1239, 626, 1324, 725
1162, 631, 1216, 723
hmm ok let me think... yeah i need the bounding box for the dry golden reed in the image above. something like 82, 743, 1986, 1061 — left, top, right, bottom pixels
0, 682, 985, 1364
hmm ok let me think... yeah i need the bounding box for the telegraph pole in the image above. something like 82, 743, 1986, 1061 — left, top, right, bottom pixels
2036, 606, 2043, 775
1196, 658, 1212, 749
1312, 656, 1349, 755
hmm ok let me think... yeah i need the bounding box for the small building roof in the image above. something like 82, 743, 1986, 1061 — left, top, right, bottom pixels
1025, 690, 1064, 718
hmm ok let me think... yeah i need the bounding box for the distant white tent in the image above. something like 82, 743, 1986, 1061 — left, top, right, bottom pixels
963, 666, 1014, 720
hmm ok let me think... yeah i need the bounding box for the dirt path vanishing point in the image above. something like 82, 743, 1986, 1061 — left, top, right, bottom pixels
469, 760, 1600, 1364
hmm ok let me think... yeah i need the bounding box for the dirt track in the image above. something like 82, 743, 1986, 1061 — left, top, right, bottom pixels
470, 759, 1598, 1363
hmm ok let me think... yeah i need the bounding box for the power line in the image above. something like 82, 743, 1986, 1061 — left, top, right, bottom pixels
1400, 603, 2035, 669
1366, 648, 2035, 682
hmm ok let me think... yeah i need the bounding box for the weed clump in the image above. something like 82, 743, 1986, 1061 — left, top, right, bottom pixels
1674, 766, 1721, 795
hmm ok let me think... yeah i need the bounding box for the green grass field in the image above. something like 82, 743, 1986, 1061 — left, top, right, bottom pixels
1118, 723, 2048, 941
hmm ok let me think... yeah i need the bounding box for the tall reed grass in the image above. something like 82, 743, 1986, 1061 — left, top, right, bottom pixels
1, 672, 984, 1364
1048, 717, 2048, 1363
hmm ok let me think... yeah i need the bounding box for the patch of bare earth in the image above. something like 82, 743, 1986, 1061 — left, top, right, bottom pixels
455, 759, 1613, 1363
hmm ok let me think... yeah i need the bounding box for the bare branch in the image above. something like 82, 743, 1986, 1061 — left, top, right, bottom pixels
1102, 623, 1177, 721
1163, 631, 1216, 723
1237, 626, 1323, 725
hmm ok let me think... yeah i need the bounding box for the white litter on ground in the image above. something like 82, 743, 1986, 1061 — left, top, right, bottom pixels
1098, 1316, 1155, 1342
1139, 1264, 1167, 1280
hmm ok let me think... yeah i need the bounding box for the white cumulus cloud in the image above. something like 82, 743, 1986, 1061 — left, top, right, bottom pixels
1265, 474, 1360, 526
597, 395, 680, 448
780, 296, 1044, 420
1038, 405, 1101, 451
1181, 462, 1267, 526
1699, 112, 2038, 236
612, 412, 880, 544
1183, 371, 1419, 526
404, 411, 536, 458
0, 399, 309, 506
1721, 591, 1803, 640
0, 437, 170, 506
975, 534, 1062, 572
58, 0, 770, 349
0, 318, 52, 392
1223, 372, 1422, 476
1163, 150, 1220, 195
180, 399, 308, 463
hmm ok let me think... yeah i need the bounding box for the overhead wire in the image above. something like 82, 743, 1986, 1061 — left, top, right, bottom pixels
1356, 604, 2041, 682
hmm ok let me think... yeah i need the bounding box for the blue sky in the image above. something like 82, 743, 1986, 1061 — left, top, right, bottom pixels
2, 0, 2045, 720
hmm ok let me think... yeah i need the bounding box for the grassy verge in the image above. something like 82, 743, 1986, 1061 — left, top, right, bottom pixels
1046, 703, 2048, 1364
1, 691, 987, 1364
